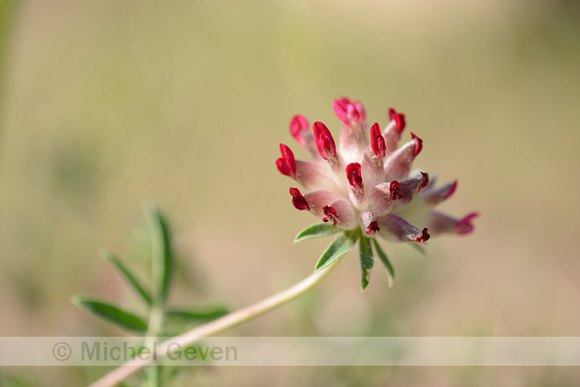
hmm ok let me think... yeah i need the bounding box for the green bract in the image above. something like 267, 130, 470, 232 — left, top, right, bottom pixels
295, 223, 400, 290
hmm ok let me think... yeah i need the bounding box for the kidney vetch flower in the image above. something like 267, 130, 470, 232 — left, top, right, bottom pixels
276, 97, 478, 289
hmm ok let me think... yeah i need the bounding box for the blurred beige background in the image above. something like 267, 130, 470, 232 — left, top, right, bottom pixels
0, 0, 579, 385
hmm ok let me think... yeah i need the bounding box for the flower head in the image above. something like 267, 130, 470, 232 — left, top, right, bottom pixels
277, 98, 478, 289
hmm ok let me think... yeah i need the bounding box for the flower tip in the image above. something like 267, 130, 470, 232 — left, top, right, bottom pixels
275, 158, 289, 177
353, 100, 366, 121
410, 132, 423, 155
389, 180, 403, 201
322, 205, 339, 226
444, 181, 458, 199
346, 163, 363, 190
347, 103, 360, 124
419, 172, 430, 191
276, 143, 296, 179
388, 107, 406, 133
454, 212, 480, 235
289, 187, 309, 211
333, 98, 350, 125
289, 115, 309, 146
413, 228, 430, 243
334, 97, 366, 129
365, 220, 380, 235
370, 122, 386, 159
313, 121, 337, 161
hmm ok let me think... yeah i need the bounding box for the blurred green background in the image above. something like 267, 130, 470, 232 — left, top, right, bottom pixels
1, 0, 579, 385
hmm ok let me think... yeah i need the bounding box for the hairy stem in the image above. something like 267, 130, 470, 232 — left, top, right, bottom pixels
89, 262, 339, 387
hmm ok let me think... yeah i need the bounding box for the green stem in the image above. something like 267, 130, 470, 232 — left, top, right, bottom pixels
143, 305, 164, 387
143, 202, 169, 387
89, 262, 339, 387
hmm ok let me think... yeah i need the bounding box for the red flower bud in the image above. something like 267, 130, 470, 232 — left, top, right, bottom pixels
289, 115, 309, 146
275, 144, 296, 179
370, 123, 386, 160
289, 187, 309, 211
312, 121, 337, 161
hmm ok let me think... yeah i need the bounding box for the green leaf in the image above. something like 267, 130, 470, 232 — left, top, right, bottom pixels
166, 306, 229, 322
294, 223, 343, 243
144, 202, 172, 305
409, 242, 428, 256
100, 249, 153, 306
359, 236, 374, 290
314, 229, 359, 271
72, 296, 148, 333
372, 239, 395, 287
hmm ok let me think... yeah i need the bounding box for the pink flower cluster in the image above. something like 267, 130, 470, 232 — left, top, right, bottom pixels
276, 97, 478, 244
